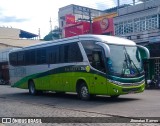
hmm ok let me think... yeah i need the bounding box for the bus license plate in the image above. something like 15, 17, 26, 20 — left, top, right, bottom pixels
128, 91, 135, 94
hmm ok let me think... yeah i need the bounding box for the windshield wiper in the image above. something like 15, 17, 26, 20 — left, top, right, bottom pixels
123, 47, 140, 75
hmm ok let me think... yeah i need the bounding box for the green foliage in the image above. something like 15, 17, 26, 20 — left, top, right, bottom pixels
43, 28, 61, 41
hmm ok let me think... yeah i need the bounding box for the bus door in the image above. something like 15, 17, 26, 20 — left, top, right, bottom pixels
90, 50, 108, 95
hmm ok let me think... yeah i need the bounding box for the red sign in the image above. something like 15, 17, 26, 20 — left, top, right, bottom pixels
100, 18, 109, 30
65, 14, 75, 24
92, 18, 114, 35
64, 22, 90, 38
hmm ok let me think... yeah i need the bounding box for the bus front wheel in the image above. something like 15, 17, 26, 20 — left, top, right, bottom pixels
78, 83, 90, 100
29, 81, 37, 95
110, 95, 119, 99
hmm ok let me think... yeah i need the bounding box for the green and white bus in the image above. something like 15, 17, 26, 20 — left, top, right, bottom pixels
9, 35, 149, 100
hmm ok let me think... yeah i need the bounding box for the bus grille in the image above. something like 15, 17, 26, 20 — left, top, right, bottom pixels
122, 87, 141, 93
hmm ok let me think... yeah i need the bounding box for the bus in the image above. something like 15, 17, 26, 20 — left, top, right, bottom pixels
8, 35, 150, 100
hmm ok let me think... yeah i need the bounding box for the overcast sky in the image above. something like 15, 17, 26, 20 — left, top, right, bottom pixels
0, 0, 139, 38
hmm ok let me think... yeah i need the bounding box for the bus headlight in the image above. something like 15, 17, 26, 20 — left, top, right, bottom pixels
113, 88, 119, 93
108, 79, 121, 85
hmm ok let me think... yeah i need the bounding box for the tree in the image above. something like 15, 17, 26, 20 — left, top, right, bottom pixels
43, 27, 61, 41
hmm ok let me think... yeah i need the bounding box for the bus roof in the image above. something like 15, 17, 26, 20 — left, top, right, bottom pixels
78, 35, 136, 46
10, 35, 136, 52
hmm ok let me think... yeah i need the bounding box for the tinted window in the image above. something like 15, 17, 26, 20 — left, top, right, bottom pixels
25, 49, 36, 65
47, 43, 83, 64
9, 52, 17, 66
17, 51, 25, 66
9, 42, 83, 66
68, 43, 83, 62
47, 45, 59, 64
37, 48, 46, 64
62, 43, 83, 63
59, 45, 65, 63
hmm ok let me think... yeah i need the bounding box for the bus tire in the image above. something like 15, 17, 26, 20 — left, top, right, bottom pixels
78, 82, 90, 100
29, 81, 37, 95
110, 95, 119, 99
157, 81, 160, 89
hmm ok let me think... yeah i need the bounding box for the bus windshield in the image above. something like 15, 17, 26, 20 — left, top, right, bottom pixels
107, 44, 143, 77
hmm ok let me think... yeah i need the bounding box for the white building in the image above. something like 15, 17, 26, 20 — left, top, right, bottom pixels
0, 27, 41, 49
58, 4, 104, 37
0, 27, 42, 84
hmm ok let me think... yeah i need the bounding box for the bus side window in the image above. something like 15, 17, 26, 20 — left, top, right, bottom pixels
47, 46, 59, 64
9, 52, 17, 66
68, 43, 83, 62
25, 50, 36, 65
17, 51, 25, 66
81, 40, 106, 72
37, 48, 46, 64
87, 54, 93, 65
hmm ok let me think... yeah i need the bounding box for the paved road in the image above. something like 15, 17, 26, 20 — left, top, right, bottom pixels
0, 85, 160, 126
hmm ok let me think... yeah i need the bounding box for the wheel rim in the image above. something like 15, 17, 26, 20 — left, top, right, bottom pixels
30, 83, 35, 94
81, 86, 88, 98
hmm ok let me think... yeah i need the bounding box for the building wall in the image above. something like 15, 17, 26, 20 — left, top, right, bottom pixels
92, 12, 117, 35
118, 0, 160, 16
59, 5, 74, 29
0, 27, 41, 84
114, 0, 160, 45
0, 27, 41, 50
0, 27, 20, 39
64, 22, 90, 37
58, 4, 104, 37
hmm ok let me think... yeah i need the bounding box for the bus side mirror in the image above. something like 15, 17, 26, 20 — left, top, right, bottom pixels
137, 45, 150, 59
96, 42, 110, 58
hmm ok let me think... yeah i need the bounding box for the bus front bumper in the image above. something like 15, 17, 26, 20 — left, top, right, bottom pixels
108, 82, 145, 96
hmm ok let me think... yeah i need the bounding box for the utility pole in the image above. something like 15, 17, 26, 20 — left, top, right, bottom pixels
89, 9, 92, 34
117, 0, 120, 15
49, 17, 53, 40
133, 0, 136, 5
38, 28, 41, 40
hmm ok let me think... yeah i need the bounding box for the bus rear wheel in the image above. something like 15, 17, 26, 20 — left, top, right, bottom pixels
78, 83, 90, 100
29, 81, 37, 95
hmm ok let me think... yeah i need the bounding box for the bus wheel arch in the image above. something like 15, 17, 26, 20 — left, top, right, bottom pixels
76, 79, 90, 100
28, 79, 37, 95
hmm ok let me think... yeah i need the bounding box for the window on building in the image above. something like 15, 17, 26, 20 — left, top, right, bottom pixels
115, 22, 124, 35
146, 15, 158, 30
115, 14, 158, 36
140, 17, 146, 31
128, 20, 133, 33
134, 18, 140, 32
124, 20, 133, 34
151, 15, 158, 29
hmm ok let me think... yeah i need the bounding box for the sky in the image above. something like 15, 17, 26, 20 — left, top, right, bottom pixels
0, 0, 139, 38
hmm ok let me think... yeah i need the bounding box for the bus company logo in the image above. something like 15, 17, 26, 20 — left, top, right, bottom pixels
2, 118, 11, 123
85, 66, 90, 72
100, 18, 109, 31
